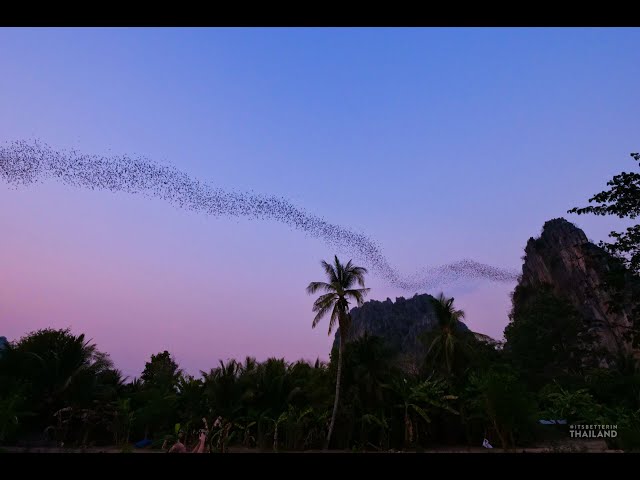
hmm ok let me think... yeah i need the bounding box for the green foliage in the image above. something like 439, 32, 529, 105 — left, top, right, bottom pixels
601, 407, 640, 451
141, 351, 181, 392
341, 333, 394, 407
465, 367, 536, 450
568, 152, 640, 274
388, 376, 458, 447
175, 375, 204, 436
114, 398, 134, 444
0, 328, 119, 445
583, 363, 640, 411
236, 419, 257, 447
505, 286, 588, 388
538, 383, 602, 424
421, 293, 476, 379
131, 351, 183, 441
1, 278, 636, 452
0, 393, 28, 442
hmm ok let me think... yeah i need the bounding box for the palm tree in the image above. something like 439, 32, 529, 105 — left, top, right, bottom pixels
306, 255, 369, 449
390, 377, 458, 447
202, 359, 241, 421
424, 293, 471, 376
110, 397, 134, 446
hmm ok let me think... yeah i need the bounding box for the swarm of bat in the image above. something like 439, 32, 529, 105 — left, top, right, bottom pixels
0, 140, 518, 290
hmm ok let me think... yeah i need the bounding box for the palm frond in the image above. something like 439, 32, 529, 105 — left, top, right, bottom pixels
333, 255, 343, 284
328, 304, 341, 335
312, 300, 336, 328
308, 256, 369, 341
345, 287, 371, 306
426, 334, 443, 358
362, 413, 388, 429
410, 404, 432, 424
312, 292, 338, 310
349, 266, 368, 288
306, 281, 334, 295
320, 260, 338, 283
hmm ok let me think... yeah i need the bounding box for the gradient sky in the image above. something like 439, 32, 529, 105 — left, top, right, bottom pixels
1, 28, 638, 379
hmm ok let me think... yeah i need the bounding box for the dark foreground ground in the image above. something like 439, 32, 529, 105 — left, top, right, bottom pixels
1, 440, 623, 453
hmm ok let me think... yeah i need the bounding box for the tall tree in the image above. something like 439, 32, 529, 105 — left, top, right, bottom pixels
568, 152, 640, 275
465, 367, 536, 451
306, 255, 369, 449
137, 351, 182, 439
0, 329, 114, 418
141, 351, 181, 392
504, 285, 591, 388
0, 328, 118, 445
423, 293, 472, 376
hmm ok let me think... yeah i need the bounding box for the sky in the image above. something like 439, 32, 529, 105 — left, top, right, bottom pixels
1, 28, 638, 379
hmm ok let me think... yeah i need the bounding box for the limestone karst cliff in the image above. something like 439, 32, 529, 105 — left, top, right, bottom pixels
332, 293, 469, 369
516, 218, 640, 365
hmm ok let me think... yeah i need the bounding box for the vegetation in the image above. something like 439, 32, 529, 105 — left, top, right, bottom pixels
568, 152, 640, 275
2, 285, 637, 452
306, 255, 369, 448
421, 293, 476, 378
505, 286, 592, 389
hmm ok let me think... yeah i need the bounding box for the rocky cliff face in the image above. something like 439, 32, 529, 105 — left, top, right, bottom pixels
332, 294, 468, 369
518, 218, 640, 364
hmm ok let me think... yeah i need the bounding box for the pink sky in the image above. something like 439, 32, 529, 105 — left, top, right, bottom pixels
1, 28, 638, 378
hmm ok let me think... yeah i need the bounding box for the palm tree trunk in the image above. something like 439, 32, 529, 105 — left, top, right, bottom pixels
325, 334, 343, 449
273, 422, 278, 451
492, 420, 507, 451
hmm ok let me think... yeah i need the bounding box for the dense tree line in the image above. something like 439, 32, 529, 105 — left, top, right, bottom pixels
2, 287, 639, 452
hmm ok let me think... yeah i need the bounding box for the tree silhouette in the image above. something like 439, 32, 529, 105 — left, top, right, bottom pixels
307, 255, 369, 449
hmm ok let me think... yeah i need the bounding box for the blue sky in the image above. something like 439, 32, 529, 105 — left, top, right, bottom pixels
1, 28, 638, 376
